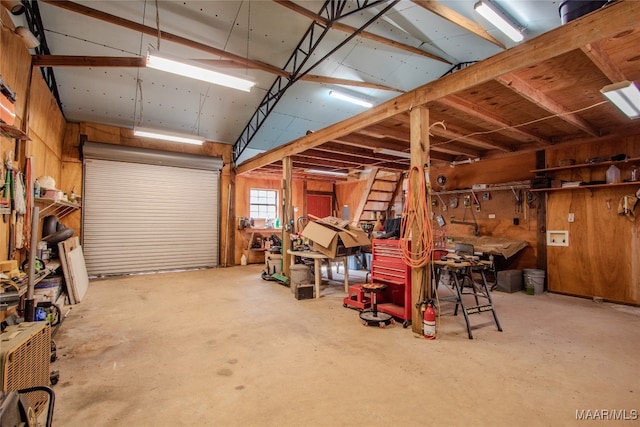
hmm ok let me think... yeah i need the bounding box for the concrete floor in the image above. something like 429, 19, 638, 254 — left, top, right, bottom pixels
51, 264, 640, 426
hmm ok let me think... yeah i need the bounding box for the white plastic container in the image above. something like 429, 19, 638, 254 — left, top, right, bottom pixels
606, 165, 620, 184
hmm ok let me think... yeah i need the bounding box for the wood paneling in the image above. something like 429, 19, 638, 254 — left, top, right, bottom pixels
545, 137, 640, 304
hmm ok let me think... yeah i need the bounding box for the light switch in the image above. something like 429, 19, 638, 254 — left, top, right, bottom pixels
568, 213, 574, 222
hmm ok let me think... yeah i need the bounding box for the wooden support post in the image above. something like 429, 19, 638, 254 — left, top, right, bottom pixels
410, 106, 430, 336
282, 156, 293, 278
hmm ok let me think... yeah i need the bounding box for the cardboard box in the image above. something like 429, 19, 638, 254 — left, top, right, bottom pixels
301, 220, 371, 258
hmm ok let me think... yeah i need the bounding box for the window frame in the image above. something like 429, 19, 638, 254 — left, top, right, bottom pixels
249, 188, 279, 220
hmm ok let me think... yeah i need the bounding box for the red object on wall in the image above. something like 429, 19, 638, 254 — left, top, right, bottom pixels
307, 194, 332, 218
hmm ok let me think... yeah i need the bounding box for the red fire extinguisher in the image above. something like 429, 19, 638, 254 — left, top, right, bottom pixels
423, 302, 436, 340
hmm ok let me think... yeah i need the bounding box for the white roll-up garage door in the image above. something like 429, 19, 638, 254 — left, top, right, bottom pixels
82, 142, 222, 276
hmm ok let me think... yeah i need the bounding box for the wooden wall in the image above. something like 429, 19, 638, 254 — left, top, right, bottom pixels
1, 14, 66, 261
429, 152, 539, 270
234, 173, 336, 264
544, 136, 640, 304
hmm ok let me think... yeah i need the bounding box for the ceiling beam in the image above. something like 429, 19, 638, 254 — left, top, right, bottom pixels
32, 55, 146, 67
32, 55, 402, 92
437, 95, 552, 145
237, 0, 640, 174
495, 73, 600, 137
297, 74, 403, 92
411, 0, 505, 49
428, 124, 510, 153
580, 41, 627, 83
41, 0, 288, 78
274, 0, 451, 64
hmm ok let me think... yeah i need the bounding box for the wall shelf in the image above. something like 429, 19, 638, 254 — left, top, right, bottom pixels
531, 156, 640, 173
0, 123, 30, 140
530, 181, 640, 193
431, 181, 531, 196
34, 198, 81, 219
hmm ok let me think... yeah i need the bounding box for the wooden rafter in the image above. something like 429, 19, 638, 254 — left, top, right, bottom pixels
236, 1, 640, 174
438, 95, 552, 145
274, 0, 451, 64
580, 41, 627, 83
41, 0, 288, 78
411, 0, 505, 49
32, 55, 146, 67
495, 73, 600, 137
31, 55, 401, 92
428, 124, 512, 153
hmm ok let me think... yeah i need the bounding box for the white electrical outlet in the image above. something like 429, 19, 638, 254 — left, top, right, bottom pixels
568, 213, 575, 223
488, 214, 496, 219
547, 230, 569, 247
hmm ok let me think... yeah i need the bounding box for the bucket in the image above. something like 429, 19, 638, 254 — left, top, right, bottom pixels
523, 269, 545, 295
290, 264, 312, 293
265, 253, 283, 275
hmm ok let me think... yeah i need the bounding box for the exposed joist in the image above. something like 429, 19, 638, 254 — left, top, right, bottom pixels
437, 95, 552, 145
274, 0, 451, 64
429, 124, 513, 152
32, 55, 146, 67
298, 74, 403, 92
496, 73, 600, 137
581, 41, 627, 83
238, 1, 640, 174
41, 0, 288, 77
411, 1, 640, 105
411, 0, 505, 49
392, 112, 513, 152
32, 54, 401, 92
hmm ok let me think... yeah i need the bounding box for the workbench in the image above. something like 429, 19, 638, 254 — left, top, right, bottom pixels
446, 236, 528, 259
287, 250, 349, 299
432, 258, 502, 339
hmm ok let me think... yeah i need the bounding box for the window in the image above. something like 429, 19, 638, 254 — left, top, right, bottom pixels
249, 189, 278, 219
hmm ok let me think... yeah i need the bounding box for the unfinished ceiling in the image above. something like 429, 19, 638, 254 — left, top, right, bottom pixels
8, 0, 567, 168
235, 0, 640, 179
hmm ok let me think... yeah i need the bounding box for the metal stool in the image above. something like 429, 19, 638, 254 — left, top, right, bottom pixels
359, 283, 394, 328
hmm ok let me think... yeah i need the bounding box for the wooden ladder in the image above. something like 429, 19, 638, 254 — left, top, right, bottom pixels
353, 167, 404, 225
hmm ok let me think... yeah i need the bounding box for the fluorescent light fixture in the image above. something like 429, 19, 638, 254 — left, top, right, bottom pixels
146, 51, 255, 92
305, 169, 348, 177
374, 148, 411, 160
601, 80, 640, 119
474, 1, 523, 42
133, 127, 205, 145
328, 90, 373, 108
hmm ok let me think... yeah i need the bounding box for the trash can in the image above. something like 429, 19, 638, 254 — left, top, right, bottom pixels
290, 264, 312, 293
523, 269, 545, 295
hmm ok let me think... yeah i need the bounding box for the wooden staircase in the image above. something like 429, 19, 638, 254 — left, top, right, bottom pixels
353, 167, 405, 225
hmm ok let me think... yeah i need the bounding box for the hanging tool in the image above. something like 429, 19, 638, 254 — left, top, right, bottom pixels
470, 190, 481, 212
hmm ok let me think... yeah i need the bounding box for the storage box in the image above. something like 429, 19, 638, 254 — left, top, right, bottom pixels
295, 284, 314, 300
301, 220, 370, 258
497, 269, 523, 293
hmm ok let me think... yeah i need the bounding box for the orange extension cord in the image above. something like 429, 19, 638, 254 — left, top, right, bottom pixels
400, 166, 434, 268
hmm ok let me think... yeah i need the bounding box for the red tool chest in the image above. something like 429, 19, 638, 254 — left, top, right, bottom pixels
370, 239, 412, 327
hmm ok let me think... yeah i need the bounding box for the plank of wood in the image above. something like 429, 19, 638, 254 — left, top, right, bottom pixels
57, 239, 76, 305
66, 246, 89, 303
